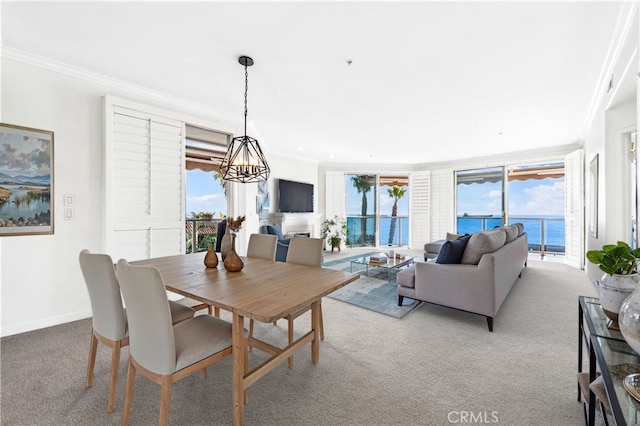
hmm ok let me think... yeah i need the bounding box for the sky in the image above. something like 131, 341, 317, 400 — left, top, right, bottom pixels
186, 170, 564, 220
456, 177, 564, 217
186, 170, 226, 218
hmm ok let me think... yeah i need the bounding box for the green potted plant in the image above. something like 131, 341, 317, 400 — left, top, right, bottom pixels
320, 215, 347, 252
587, 241, 640, 276
586, 241, 640, 330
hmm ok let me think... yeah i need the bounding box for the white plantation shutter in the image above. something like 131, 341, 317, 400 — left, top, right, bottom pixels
105, 101, 185, 261
325, 171, 346, 219
409, 171, 430, 250
430, 169, 455, 240
565, 149, 584, 269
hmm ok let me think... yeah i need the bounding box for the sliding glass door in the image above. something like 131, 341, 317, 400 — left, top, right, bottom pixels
345, 174, 377, 247
455, 167, 505, 233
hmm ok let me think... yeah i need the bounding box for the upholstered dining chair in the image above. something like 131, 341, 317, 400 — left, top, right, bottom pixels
246, 233, 278, 337
116, 259, 239, 426
78, 249, 195, 413
246, 233, 277, 260
282, 236, 325, 368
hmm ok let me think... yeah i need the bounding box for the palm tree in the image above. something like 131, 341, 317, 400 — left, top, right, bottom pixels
351, 175, 373, 246
386, 185, 407, 245
213, 171, 227, 199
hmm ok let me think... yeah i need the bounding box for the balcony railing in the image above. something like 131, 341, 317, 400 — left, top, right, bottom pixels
457, 215, 565, 257
185, 218, 222, 254
345, 215, 409, 247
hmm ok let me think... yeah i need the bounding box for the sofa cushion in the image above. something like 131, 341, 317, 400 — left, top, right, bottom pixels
513, 223, 525, 236
436, 234, 471, 264
501, 225, 519, 243
446, 232, 463, 241
460, 228, 507, 265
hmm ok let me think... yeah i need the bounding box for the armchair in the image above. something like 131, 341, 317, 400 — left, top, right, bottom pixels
259, 224, 290, 262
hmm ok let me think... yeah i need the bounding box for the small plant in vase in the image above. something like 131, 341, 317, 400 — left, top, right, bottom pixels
224, 215, 246, 272
587, 241, 640, 331
321, 215, 347, 252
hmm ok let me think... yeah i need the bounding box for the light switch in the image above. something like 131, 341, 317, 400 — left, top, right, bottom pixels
64, 208, 74, 220
64, 194, 75, 206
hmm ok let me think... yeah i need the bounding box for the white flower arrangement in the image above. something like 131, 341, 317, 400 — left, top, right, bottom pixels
320, 215, 347, 245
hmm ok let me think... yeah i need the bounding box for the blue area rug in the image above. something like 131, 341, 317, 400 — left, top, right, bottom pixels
323, 253, 422, 319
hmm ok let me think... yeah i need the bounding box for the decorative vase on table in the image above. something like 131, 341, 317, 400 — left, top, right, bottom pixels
618, 274, 640, 352
204, 242, 219, 268
223, 233, 244, 272
221, 232, 232, 261
593, 274, 638, 330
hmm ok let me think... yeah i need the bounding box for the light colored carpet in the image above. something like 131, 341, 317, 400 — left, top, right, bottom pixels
324, 253, 422, 318
0, 259, 598, 425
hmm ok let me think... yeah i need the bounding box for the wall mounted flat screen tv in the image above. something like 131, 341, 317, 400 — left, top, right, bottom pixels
278, 179, 314, 213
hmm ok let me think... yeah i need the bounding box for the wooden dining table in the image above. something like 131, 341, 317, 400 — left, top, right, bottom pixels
132, 252, 359, 425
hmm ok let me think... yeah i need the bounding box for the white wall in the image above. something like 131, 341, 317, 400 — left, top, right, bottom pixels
1, 57, 311, 336
583, 5, 639, 283
1, 59, 104, 335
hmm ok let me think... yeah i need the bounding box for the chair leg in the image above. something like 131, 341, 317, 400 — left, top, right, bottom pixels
249, 319, 254, 337
201, 368, 208, 379
288, 315, 294, 369
213, 307, 219, 317
159, 376, 172, 426
122, 359, 136, 426
319, 302, 325, 341
86, 332, 98, 387
107, 340, 122, 412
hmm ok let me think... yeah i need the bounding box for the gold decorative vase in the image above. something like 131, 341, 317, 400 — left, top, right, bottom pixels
204, 243, 219, 268
223, 233, 244, 272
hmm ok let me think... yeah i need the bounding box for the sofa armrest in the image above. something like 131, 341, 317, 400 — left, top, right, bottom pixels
397, 266, 416, 289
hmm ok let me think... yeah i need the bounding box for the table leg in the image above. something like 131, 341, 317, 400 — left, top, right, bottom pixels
311, 301, 320, 364
232, 311, 245, 426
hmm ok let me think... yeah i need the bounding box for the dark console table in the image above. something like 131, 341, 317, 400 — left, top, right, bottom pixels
579, 296, 640, 425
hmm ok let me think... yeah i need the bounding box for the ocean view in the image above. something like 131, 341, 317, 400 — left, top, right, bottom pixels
345, 215, 565, 252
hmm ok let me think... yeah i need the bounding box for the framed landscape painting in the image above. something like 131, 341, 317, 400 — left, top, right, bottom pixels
0, 123, 54, 236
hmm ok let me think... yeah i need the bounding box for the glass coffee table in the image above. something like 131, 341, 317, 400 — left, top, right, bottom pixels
349, 255, 414, 283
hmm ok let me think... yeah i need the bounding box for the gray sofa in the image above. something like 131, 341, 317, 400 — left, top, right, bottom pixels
397, 225, 527, 331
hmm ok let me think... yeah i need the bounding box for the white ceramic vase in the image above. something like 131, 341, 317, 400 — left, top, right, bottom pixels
220, 232, 232, 261
594, 273, 638, 329
618, 274, 640, 353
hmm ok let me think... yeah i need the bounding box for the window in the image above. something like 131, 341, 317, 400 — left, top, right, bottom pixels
184, 125, 230, 253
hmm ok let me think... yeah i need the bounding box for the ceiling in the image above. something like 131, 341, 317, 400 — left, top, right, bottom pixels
0, 1, 628, 166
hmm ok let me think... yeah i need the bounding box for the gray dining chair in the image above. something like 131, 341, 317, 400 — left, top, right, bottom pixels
116, 259, 240, 426
247, 233, 278, 260
282, 236, 325, 368
78, 249, 195, 413
247, 233, 278, 337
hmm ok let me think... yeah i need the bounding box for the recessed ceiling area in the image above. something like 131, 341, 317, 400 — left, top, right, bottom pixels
0, 2, 628, 165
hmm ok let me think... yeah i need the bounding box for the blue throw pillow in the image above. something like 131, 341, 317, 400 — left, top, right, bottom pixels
436, 234, 471, 264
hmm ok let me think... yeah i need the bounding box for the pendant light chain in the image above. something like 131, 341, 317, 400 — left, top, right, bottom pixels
243, 63, 248, 135
219, 55, 270, 183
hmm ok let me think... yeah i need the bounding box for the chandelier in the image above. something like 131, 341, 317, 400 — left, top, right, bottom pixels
219, 55, 270, 183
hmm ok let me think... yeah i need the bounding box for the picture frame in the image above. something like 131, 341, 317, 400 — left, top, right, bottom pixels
256, 179, 270, 220
589, 154, 599, 238
0, 123, 54, 236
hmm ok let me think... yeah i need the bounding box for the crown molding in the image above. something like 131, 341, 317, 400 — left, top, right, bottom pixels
584, 1, 639, 128
1, 45, 228, 122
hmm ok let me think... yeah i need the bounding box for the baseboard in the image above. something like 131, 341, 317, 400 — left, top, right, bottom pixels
1, 309, 91, 338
